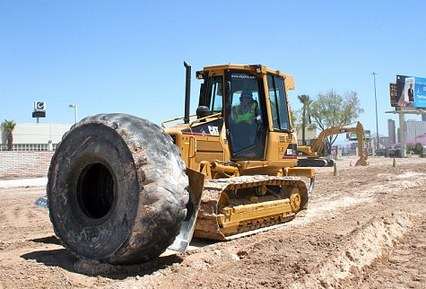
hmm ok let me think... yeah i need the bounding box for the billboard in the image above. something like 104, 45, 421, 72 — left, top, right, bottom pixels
390, 75, 426, 109
414, 77, 426, 108
389, 83, 398, 106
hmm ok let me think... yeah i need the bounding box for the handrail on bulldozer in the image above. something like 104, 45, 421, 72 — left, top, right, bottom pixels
161, 112, 222, 129
161, 114, 197, 128
189, 112, 222, 128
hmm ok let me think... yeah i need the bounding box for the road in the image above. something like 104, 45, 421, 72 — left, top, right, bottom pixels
0, 157, 425, 289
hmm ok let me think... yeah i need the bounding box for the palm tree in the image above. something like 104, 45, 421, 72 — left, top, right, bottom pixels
1, 120, 16, 151
297, 95, 312, 145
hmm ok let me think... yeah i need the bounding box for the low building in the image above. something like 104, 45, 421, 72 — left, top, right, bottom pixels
0, 123, 71, 151
405, 120, 426, 145
0, 122, 71, 178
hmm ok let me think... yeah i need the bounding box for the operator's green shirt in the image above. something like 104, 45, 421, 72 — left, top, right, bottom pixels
233, 103, 257, 124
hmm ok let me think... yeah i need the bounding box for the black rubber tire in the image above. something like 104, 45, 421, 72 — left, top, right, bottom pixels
47, 113, 189, 264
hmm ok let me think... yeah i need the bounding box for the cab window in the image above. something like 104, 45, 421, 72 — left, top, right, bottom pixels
209, 76, 223, 113
267, 74, 290, 130
227, 72, 266, 159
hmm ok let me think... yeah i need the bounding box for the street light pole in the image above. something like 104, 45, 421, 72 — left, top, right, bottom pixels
372, 72, 379, 153
68, 104, 78, 124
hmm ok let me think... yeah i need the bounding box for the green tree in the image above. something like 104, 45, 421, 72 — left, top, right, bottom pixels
297, 94, 312, 145
288, 103, 297, 127
310, 90, 363, 154
1, 120, 16, 151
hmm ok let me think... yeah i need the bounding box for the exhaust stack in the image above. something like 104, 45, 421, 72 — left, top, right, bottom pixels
184, 61, 191, 124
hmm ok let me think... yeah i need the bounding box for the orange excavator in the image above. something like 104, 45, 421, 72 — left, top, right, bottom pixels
297, 121, 368, 167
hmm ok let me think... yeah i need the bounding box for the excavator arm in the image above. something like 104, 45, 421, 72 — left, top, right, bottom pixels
299, 122, 368, 166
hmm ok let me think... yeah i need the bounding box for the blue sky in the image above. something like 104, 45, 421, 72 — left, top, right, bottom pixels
1, 0, 425, 137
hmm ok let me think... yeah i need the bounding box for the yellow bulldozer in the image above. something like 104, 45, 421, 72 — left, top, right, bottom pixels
297, 121, 368, 167
47, 63, 315, 264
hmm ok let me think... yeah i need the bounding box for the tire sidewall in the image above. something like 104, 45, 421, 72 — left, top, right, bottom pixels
48, 123, 140, 261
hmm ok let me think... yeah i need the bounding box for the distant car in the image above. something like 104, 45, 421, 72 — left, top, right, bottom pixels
385, 146, 402, 158
375, 148, 386, 156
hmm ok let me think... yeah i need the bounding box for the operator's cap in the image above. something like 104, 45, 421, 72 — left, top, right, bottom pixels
241, 90, 253, 99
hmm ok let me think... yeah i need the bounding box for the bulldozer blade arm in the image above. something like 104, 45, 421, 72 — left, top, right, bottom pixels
168, 168, 205, 252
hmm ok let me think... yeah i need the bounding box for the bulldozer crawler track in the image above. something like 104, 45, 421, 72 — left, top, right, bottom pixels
194, 175, 308, 240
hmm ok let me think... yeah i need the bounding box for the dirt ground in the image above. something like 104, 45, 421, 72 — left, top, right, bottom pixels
0, 156, 425, 289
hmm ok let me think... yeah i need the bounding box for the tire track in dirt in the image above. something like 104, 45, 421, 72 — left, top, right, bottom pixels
339, 216, 426, 289
289, 213, 411, 289
101, 211, 416, 289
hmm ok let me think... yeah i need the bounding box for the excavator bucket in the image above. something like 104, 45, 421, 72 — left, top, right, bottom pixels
355, 154, 368, 166
168, 168, 205, 252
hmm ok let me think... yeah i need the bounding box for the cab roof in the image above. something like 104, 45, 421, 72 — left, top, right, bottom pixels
198, 64, 295, 90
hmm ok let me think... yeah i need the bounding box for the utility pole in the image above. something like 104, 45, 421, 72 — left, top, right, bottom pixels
68, 104, 78, 124
373, 72, 379, 153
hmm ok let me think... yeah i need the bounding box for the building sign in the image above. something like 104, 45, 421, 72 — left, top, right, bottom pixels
390, 75, 426, 109
32, 101, 46, 118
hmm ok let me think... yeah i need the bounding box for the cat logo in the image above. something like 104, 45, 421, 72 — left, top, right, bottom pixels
208, 126, 219, 136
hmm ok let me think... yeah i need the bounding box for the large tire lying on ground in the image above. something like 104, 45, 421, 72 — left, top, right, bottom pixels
47, 113, 189, 264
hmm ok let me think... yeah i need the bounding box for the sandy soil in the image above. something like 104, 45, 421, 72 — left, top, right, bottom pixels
0, 178, 47, 189
0, 156, 425, 289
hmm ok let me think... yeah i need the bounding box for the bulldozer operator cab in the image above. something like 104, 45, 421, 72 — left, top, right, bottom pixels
196, 65, 292, 161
